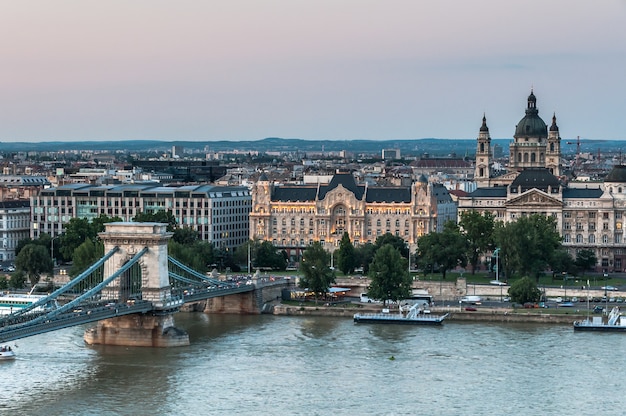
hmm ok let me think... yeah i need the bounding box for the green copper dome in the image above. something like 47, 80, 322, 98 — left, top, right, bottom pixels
514, 90, 547, 138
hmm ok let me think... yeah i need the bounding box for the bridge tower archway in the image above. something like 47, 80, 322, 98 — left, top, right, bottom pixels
100, 222, 173, 304
85, 222, 189, 347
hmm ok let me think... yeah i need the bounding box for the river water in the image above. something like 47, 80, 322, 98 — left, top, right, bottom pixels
1, 312, 625, 415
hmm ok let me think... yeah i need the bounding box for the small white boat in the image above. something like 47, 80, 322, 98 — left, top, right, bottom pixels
0, 345, 15, 360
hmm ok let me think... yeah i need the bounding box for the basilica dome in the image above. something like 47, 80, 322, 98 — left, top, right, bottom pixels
514, 91, 548, 138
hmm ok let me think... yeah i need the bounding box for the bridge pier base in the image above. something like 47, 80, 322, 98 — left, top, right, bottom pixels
84, 314, 189, 347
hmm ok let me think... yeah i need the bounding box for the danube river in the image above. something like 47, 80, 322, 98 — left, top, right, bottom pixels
2, 312, 626, 415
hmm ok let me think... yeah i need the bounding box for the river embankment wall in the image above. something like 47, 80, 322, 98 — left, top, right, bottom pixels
273, 304, 586, 324
335, 277, 622, 302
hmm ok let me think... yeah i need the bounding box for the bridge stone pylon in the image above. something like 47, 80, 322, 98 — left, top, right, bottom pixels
83, 222, 189, 347
100, 222, 172, 303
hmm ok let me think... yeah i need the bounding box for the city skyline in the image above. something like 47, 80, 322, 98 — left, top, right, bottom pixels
1, 1, 625, 142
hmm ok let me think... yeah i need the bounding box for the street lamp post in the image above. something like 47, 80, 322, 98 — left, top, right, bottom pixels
50, 235, 61, 267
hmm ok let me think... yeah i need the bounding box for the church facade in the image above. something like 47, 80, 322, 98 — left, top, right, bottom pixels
459, 91, 625, 273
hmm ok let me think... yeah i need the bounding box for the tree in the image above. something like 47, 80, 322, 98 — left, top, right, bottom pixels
255, 241, 287, 270
459, 210, 495, 274
58, 218, 94, 261
168, 240, 216, 273
495, 214, 562, 282
133, 210, 177, 231
70, 239, 104, 277
374, 233, 408, 258
299, 242, 335, 304
8, 271, 27, 290
574, 249, 597, 276
508, 276, 542, 305
172, 227, 200, 245
233, 240, 261, 272
416, 222, 468, 279
550, 249, 577, 278
336, 232, 356, 275
15, 243, 53, 286
493, 220, 518, 282
57, 214, 122, 262
354, 243, 376, 274
367, 244, 412, 306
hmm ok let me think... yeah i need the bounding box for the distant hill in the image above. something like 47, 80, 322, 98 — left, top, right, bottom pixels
0, 137, 623, 157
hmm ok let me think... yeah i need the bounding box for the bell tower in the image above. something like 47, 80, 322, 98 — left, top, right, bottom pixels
546, 113, 561, 176
474, 114, 492, 186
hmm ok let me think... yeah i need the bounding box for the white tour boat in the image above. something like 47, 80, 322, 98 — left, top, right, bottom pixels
0, 291, 59, 316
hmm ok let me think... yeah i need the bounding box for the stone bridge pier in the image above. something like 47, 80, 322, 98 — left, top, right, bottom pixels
202, 280, 291, 314
84, 222, 189, 347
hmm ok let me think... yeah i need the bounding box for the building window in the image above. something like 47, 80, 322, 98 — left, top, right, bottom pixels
589, 234, 595, 244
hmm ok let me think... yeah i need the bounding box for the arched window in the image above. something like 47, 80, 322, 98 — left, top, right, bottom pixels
480, 143, 484, 152
531, 153, 536, 162
576, 234, 583, 243
550, 143, 555, 152
589, 234, 595, 244
524, 153, 529, 162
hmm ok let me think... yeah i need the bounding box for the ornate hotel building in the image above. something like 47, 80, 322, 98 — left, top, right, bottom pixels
249, 172, 455, 261
459, 90, 626, 273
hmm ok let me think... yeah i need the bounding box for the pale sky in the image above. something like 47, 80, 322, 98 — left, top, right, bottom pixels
1, 0, 625, 142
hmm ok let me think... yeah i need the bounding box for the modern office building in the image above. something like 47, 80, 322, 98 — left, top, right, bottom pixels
31, 183, 251, 252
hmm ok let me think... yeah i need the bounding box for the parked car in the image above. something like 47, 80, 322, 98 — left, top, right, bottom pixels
593, 305, 604, 314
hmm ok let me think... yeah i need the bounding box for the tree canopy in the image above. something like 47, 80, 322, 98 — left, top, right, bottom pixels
367, 244, 412, 306
374, 233, 408, 258
494, 214, 562, 281
255, 241, 287, 270
133, 210, 177, 231
15, 243, 53, 286
57, 214, 121, 262
336, 232, 356, 275
69, 239, 105, 278
417, 221, 468, 279
459, 210, 495, 274
299, 242, 336, 303
508, 276, 542, 304
574, 249, 597, 276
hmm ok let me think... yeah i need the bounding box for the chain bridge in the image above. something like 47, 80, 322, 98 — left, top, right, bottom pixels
0, 222, 288, 347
